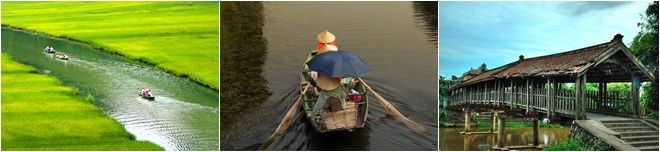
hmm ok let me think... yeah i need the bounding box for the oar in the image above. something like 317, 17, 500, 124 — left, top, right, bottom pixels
358, 78, 425, 133
259, 83, 312, 150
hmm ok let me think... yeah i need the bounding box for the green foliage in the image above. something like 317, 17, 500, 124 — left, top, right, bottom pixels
474, 121, 564, 128
607, 83, 631, 98
647, 111, 659, 120
1, 53, 163, 150
71, 86, 79, 95
630, 1, 659, 113
585, 83, 598, 92
2, 2, 219, 90
543, 135, 608, 151
439, 108, 450, 126
543, 137, 587, 151
86, 93, 95, 102
539, 122, 565, 128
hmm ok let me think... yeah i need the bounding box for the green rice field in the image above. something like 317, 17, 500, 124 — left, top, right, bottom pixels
1, 2, 219, 90
1, 53, 164, 150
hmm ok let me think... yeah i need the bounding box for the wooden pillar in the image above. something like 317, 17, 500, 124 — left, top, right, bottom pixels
632, 75, 640, 116
497, 113, 506, 148
603, 82, 608, 111
462, 88, 466, 105
546, 77, 551, 114
575, 76, 581, 120
581, 74, 587, 120
551, 78, 558, 117
526, 78, 530, 112
511, 80, 515, 106
464, 109, 471, 133
533, 118, 540, 146
490, 112, 497, 133
484, 82, 488, 104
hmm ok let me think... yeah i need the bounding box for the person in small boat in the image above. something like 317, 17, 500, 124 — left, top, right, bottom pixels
308, 74, 347, 118
317, 44, 338, 54
141, 88, 146, 95
308, 44, 339, 96
316, 30, 336, 52
44, 45, 53, 52
145, 89, 151, 96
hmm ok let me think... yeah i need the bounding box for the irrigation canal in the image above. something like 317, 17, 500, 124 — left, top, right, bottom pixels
2, 28, 219, 151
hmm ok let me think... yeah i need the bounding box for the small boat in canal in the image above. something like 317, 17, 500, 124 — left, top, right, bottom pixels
138, 92, 155, 100
300, 50, 369, 133
44, 49, 56, 53
56, 55, 69, 60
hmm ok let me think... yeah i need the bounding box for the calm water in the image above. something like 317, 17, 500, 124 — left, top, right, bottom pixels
439, 127, 570, 151
2, 28, 219, 151
220, 1, 438, 151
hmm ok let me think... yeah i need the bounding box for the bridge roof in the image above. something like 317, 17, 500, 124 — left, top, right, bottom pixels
448, 34, 656, 92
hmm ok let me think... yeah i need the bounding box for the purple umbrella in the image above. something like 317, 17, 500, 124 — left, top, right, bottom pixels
306, 50, 371, 78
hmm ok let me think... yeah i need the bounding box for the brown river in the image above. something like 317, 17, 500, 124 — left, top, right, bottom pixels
439, 127, 570, 151
221, 1, 438, 151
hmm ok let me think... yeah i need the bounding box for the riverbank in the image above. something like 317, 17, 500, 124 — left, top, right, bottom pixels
1, 1, 218, 91
1, 53, 164, 150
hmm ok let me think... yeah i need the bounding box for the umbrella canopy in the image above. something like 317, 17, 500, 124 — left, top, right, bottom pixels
307, 50, 371, 78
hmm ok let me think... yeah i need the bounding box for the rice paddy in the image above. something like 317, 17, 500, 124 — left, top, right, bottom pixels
1, 1, 219, 90
1, 53, 164, 150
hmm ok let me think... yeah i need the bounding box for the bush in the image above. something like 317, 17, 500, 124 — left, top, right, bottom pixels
71, 86, 79, 95
544, 135, 608, 151
543, 137, 587, 151
86, 93, 95, 102
439, 108, 450, 126
647, 111, 659, 120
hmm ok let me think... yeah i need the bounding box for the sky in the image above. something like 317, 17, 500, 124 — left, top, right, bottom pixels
439, 1, 652, 79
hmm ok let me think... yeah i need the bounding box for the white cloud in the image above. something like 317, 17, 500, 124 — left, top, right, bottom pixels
439, 1, 651, 76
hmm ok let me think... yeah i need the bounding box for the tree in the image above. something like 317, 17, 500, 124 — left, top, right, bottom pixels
439, 75, 449, 108
630, 1, 659, 114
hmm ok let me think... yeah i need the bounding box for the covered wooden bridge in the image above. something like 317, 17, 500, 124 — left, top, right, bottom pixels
446, 34, 655, 120
444, 34, 657, 150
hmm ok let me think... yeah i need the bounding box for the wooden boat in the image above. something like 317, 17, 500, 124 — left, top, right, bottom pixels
56, 55, 69, 60
300, 50, 369, 133
138, 92, 155, 100
44, 49, 56, 53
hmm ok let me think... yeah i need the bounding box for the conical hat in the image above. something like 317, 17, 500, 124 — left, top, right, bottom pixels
318, 44, 338, 54
317, 30, 336, 43
316, 74, 340, 91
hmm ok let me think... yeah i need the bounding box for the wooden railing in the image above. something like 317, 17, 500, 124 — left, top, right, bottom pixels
447, 87, 633, 116
585, 90, 633, 115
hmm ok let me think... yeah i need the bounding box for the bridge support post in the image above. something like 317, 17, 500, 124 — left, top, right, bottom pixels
490, 112, 496, 133
464, 109, 471, 133
497, 113, 506, 149
533, 118, 539, 146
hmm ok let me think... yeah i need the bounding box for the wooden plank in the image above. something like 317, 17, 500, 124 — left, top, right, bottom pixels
320, 101, 357, 131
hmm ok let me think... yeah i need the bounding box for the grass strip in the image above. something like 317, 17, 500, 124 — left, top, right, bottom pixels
1, 1, 219, 90
1, 53, 164, 150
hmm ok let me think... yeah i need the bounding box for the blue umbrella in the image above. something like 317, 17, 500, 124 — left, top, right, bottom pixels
306, 50, 371, 78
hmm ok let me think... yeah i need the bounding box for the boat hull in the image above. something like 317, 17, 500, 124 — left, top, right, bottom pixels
138, 93, 155, 100
300, 50, 369, 133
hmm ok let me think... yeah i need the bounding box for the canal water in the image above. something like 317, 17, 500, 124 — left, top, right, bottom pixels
220, 1, 438, 151
1, 28, 219, 151
439, 127, 570, 151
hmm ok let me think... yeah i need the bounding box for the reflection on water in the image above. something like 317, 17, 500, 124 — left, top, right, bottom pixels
219, 1, 271, 150
220, 1, 438, 151
2, 28, 219, 151
412, 1, 438, 50
439, 127, 570, 151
